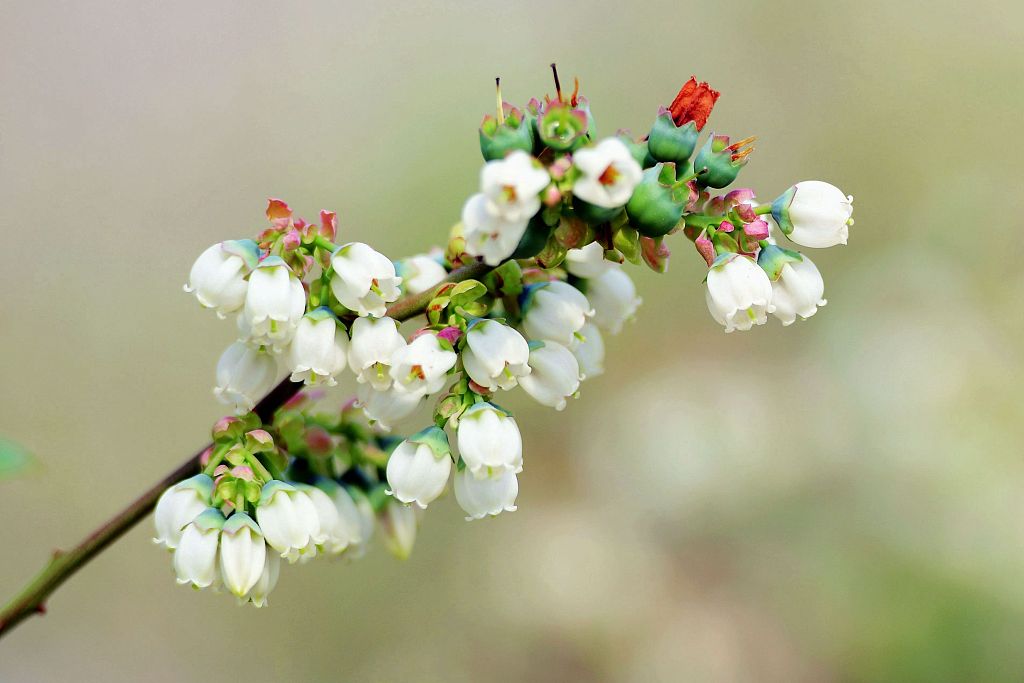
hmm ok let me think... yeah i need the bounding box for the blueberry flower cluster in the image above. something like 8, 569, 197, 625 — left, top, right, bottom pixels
164, 72, 853, 605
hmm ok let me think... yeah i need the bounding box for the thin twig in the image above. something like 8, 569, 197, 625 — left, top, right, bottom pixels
0, 260, 491, 639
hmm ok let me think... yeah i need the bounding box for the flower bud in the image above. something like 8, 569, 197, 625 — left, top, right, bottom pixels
385, 427, 453, 508
570, 322, 605, 380
479, 105, 535, 161
520, 341, 581, 411
583, 264, 642, 335
184, 240, 259, 318
214, 342, 279, 414
462, 320, 531, 392
378, 499, 419, 560
521, 281, 593, 346
705, 254, 774, 333
153, 474, 213, 550
330, 242, 402, 317
173, 507, 225, 589
348, 316, 407, 391
287, 308, 349, 386
242, 256, 307, 349
389, 332, 457, 398
647, 107, 700, 165
218, 512, 267, 598
255, 481, 323, 564
454, 468, 518, 520
771, 181, 854, 248
355, 384, 423, 431
457, 403, 523, 478
625, 163, 687, 237
571, 138, 644, 210
693, 134, 754, 189
398, 254, 448, 295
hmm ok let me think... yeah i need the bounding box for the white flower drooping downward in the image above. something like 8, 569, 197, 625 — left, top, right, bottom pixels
770, 254, 827, 325
240, 551, 280, 608
330, 242, 402, 317
565, 241, 611, 279
519, 341, 582, 411
461, 319, 531, 391
570, 322, 605, 380
295, 483, 349, 556
287, 308, 349, 386
771, 180, 854, 248
521, 280, 593, 346
214, 342, 279, 413
184, 240, 259, 318
173, 507, 225, 589
385, 427, 453, 509
462, 151, 550, 266
218, 512, 267, 599
255, 481, 324, 564
705, 254, 775, 333
153, 474, 213, 550
399, 254, 448, 295
454, 468, 519, 521
378, 499, 419, 560
456, 403, 523, 478
389, 332, 457, 397
584, 264, 642, 335
243, 256, 307, 349
571, 137, 644, 209
347, 316, 407, 391
356, 383, 423, 431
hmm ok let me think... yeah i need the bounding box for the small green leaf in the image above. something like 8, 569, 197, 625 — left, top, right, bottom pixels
0, 437, 34, 479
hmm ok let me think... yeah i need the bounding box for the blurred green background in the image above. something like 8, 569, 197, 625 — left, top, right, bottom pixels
2, 0, 1023, 680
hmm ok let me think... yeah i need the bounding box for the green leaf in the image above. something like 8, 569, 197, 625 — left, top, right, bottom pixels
0, 437, 34, 479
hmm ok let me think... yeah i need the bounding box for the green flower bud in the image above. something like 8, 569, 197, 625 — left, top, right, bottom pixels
479, 106, 535, 162
647, 108, 700, 166
625, 163, 686, 237
693, 134, 754, 189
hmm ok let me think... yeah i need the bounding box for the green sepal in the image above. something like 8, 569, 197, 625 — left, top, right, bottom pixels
258, 479, 296, 507
756, 243, 803, 281
254, 254, 289, 270
771, 186, 797, 235
191, 507, 226, 533
711, 230, 739, 256
483, 260, 524, 299
612, 225, 641, 264
510, 217, 551, 260
647, 111, 699, 166
222, 239, 262, 271
625, 164, 686, 237
479, 108, 536, 161
526, 339, 546, 352
176, 473, 214, 502
537, 102, 589, 152
222, 511, 261, 536
693, 135, 743, 189
408, 425, 452, 460
304, 306, 343, 326
462, 401, 513, 420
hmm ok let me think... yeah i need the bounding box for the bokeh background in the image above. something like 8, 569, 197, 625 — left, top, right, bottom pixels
2, 0, 1023, 680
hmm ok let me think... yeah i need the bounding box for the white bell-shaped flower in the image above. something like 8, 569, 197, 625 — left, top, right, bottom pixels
378, 500, 419, 560
399, 254, 448, 295
480, 150, 550, 223
772, 180, 854, 248
705, 254, 775, 333
243, 256, 306, 348
218, 512, 267, 598
584, 264, 642, 335
389, 332, 457, 397
214, 342, 279, 413
184, 240, 259, 318
519, 341, 581, 411
239, 550, 280, 608
454, 468, 519, 520
153, 474, 213, 550
461, 192, 529, 267
571, 138, 644, 209
173, 507, 225, 589
287, 309, 349, 386
521, 281, 593, 346
462, 319, 530, 391
348, 316, 407, 391
385, 427, 452, 508
456, 403, 523, 478
331, 484, 375, 560
770, 254, 827, 325
570, 322, 605, 380
255, 481, 324, 564
355, 383, 423, 431
330, 242, 402, 317
296, 483, 349, 556
565, 241, 611, 279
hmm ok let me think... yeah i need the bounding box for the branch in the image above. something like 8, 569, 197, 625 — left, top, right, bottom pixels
0, 260, 492, 639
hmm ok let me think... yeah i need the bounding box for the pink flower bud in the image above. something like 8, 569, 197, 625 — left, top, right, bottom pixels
695, 230, 715, 266
743, 218, 770, 240
437, 326, 462, 345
